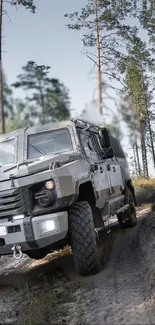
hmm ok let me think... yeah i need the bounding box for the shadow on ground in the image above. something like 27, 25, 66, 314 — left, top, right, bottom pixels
0, 212, 144, 289
0, 217, 121, 289
0, 206, 151, 325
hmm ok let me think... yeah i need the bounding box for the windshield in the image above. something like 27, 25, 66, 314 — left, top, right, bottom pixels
0, 139, 15, 166
27, 128, 73, 159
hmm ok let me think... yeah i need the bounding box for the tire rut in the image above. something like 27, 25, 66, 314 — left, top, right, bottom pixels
68, 210, 155, 325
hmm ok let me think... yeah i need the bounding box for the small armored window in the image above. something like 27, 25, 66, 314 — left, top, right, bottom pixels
80, 133, 95, 152
110, 136, 125, 159
90, 133, 104, 159
0, 139, 15, 165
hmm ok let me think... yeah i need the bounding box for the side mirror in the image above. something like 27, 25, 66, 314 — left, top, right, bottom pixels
102, 128, 111, 148
99, 127, 114, 158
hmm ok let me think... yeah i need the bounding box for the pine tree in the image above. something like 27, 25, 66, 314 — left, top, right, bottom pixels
0, 0, 36, 134
12, 61, 71, 124
65, 0, 138, 111
119, 35, 155, 177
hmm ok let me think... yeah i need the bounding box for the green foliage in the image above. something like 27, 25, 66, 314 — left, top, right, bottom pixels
65, 0, 138, 86
12, 61, 70, 125
105, 115, 122, 140
119, 34, 154, 123
138, 1, 155, 41
11, 0, 36, 13
4, 96, 37, 132
3, 62, 71, 133
119, 94, 139, 145
3, 73, 13, 118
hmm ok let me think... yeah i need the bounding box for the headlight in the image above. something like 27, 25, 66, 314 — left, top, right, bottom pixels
45, 180, 55, 190
35, 190, 54, 207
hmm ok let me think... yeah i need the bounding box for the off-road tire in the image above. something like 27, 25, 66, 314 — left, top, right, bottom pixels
117, 187, 137, 229
69, 201, 100, 276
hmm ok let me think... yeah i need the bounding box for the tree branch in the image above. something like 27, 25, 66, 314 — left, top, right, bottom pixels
100, 32, 118, 43
86, 54, 97, 66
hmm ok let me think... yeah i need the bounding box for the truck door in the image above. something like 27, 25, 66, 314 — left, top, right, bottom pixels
99, 127, 123, 197
79, 130, 110, 209
107, 136, 125, 196
106, 162, 123, 196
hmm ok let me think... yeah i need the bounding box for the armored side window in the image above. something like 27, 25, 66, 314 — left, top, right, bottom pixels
80, 133, 95, 154
109, 136, 125, 159
0, 139, 15, 165
90, 133, 104, 159
78, 129, 104, 161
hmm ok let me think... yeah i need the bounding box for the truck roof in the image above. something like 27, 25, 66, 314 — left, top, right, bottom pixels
0, 118, 104, 142
0, 120, 75, 142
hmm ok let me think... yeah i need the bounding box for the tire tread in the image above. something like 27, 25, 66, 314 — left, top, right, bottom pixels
69, 201, 100, 275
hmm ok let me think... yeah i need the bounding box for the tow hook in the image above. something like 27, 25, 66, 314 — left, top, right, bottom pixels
11, 244, 23, 260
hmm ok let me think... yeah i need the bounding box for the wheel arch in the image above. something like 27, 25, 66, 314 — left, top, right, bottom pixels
76, 179, 96, 206
125, 178, 137, 206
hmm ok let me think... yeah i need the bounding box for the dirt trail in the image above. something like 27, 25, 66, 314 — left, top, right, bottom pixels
67, 208, 155, 325
0, 207, 155, 324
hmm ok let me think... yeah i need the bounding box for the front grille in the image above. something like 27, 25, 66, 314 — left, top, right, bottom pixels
0, 188, 25, 218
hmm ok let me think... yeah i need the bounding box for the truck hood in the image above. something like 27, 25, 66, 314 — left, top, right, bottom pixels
0, 152, 82, 181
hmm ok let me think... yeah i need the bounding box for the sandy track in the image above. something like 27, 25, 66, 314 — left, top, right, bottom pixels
66, 208, 155, 325
0, 207, 155, 324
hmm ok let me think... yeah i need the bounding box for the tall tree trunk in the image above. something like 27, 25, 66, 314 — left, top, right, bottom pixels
132, 144, 138, 175
142, 76, 155, 171
95, 0, 102, 114
0, 0, 4, 134
139, 118, 149, 178
135, 142, 141, 176
130, 102, 141, 176
147, 112, 155, 169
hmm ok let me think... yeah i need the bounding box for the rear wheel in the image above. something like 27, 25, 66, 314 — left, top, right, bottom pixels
117, 187, 137, 229
69, 201, 100, 276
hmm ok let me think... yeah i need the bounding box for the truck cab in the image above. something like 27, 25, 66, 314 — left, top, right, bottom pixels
0, 119, 137, 275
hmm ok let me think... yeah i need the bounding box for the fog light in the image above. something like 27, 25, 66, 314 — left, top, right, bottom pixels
0, 226, 6, 236
45, 180, 55, 190
13, 215, 24, 220
45, 220, 55, 231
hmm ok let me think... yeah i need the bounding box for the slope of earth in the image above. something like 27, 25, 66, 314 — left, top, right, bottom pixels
0, 207, 155, 325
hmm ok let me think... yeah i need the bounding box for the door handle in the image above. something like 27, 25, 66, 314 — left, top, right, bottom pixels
100, 166, 103, 173
90, 163, 98, 172
107, 164, 111, 171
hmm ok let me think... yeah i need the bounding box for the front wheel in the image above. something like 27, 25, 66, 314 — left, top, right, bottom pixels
69, 201, 100, 276
117, 188, 137, 229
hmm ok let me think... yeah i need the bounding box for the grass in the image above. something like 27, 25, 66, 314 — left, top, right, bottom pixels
133, 177, 155, 206
133, 177, 155, 189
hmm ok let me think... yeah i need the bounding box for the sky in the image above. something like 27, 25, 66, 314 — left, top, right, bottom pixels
3, 0, 96, 116
2, 0, 155, 176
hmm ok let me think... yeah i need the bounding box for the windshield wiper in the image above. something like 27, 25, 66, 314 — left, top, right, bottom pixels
30, 144, 45, 156
3, 160, 36, 173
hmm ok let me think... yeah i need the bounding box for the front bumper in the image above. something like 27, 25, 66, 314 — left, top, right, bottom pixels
0, 211, 68, 255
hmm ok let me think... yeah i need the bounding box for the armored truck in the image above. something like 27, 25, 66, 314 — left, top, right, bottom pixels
0, 119, 137, 275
